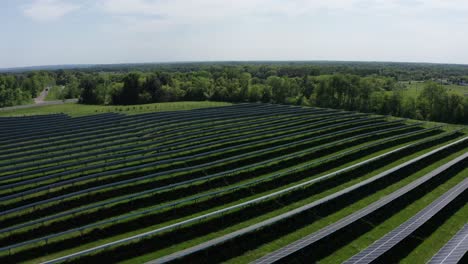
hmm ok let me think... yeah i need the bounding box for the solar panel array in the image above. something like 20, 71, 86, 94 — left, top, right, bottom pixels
150, 137, 468, 264
254, 151, 468, 264
344, 177, 468, 264
0, 103, 465, 263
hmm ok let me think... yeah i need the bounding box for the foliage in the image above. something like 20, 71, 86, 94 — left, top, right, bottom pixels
1, 63, 467, 124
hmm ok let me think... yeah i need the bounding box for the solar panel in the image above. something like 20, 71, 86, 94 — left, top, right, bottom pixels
428, 224, 468, 264
254, 152, 468, 263
148, 139, 467, 264
344, 177, 468, 264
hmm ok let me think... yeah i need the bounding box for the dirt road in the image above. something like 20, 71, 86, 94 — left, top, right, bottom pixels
34, 88, 49, 104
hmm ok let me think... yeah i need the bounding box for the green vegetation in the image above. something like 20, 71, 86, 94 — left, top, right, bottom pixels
0, 101, 231, 117
401, 81, 468, 97
1, 62, 467, 124
44, 86, 63, 101
0, 71, 54, 107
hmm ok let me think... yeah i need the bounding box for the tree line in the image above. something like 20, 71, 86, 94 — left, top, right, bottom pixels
0, 72, 54, 107
1, 64, 467, 124
77, 69, 467, 124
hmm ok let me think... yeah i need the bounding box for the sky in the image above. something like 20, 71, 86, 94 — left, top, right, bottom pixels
1, 0, 468, 68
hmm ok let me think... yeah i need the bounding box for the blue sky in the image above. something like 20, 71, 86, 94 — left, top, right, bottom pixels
1, 0, 468, 68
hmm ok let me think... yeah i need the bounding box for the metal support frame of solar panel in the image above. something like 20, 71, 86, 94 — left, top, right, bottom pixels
428, 224, 468, 264
0, 110, 339, 172
0, 105, 323, 153
0, 114, 371, 191
0, 111, 352, 178
147, 135, 467, 264
254, 151, 468, 263
0, 124, 436, 253
38, 133, 465, 264
0, 118, 402, 208
344, 177, 468, 264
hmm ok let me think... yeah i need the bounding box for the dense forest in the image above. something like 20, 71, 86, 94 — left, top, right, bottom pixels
1, 62, 467, 124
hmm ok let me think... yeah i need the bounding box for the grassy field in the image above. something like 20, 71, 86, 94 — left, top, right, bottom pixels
0, 101, 232, 117
400, 81, 468, 97
44, 86, 64, 101
0, 103, 466, 263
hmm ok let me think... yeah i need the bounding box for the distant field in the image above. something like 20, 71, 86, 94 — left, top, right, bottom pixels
0, 101, 232, 117
400, 81, 468, 97
44, 86, 64, 101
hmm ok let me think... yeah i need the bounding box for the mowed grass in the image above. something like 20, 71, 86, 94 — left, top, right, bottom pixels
44, 86, 63, 101
0, 101, 232, 117
400, 81, 468, 97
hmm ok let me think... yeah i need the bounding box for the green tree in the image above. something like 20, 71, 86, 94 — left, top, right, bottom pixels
79, 77, 102, 104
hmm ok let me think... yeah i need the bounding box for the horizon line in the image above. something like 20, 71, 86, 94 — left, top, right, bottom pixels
2, 59, 468, 72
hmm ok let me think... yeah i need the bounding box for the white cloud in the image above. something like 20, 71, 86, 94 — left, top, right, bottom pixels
98, 0, 366, 22
22, 0, 80, 21
98, 0, 468, 18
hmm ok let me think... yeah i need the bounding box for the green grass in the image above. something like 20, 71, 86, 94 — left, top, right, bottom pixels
0, 101, 232, 117
44, 86, 63, 101
399, 81, 468, 97
387, 116, 467, 133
